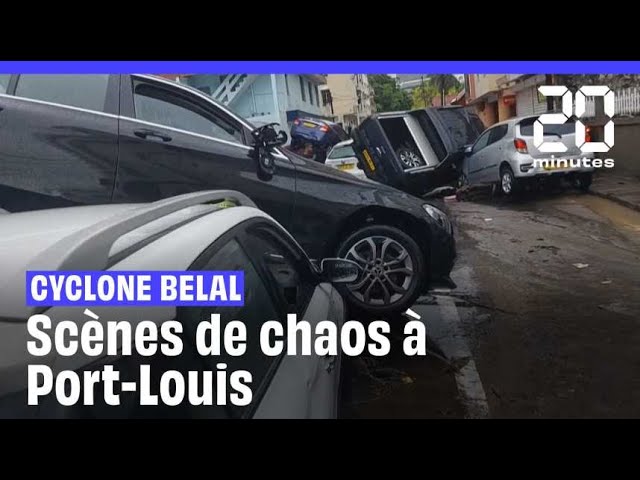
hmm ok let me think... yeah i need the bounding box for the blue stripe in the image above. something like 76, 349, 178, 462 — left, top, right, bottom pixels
1, 61, 640, 74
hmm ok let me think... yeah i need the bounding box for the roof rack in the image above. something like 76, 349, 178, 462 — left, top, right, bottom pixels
0, 190, 256, 320
35, 190, 256, 272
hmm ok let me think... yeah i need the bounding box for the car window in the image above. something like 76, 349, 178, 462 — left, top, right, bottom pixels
245, 225, 316, 314
133, 80, 244, 144
472, 128, 492, 153
518, 117, 575, 137
488, 124, 508, 145
0, 75, 10, 94
14, 75, 110, 112
179, 238, 281, 418
329, 145, 356, 159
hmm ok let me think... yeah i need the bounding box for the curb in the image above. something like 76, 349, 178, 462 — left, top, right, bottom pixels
589, 189, 640, 213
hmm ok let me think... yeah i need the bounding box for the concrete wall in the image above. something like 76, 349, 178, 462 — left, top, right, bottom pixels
285, 74, 324, 115
473, 101, 498, 126
595, 117, 640, 177
471, 74, 501, 99
498, 94, 516, 122
233, 76, 276, 120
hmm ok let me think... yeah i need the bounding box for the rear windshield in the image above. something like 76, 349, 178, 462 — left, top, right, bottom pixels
330, 144, 356, 159
518, 117, 575, 137
436, 109, 479, 148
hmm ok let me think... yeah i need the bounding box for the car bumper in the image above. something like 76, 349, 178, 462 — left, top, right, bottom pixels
512, 152, 596, 178
424, 220, 456, 291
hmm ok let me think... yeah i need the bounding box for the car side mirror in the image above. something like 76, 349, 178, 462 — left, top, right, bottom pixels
319, 258, 361, 283
251, 123, 288, 180
464, 144, 473, 155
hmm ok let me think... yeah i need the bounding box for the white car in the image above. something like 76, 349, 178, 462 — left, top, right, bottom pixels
325, 139, 367, 179
0, 191, 358, 419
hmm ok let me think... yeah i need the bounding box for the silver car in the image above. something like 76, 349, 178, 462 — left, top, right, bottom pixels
460, 115, 596, 195
0, 191, 357, 419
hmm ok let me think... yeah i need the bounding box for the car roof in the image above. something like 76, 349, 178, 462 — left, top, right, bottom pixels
0, 191, 258, 321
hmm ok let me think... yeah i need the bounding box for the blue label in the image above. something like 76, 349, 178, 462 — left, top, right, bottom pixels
25, 271, 244, 307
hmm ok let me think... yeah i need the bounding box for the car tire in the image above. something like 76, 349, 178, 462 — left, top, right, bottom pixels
336, 225, 425, 315
500, 165, 518, 196
573, 173, 593, 191
396, 146, 425, 169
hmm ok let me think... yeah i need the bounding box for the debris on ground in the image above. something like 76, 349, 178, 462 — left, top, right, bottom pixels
601, 280, 612, 285
532, 245, 560, 254
573, 263, 590, 269
484, 218, 493, 222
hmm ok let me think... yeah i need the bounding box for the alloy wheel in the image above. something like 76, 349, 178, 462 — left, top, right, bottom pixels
502, 171, 513, 194
344, 235, 414, 306
398, 149, 423, 168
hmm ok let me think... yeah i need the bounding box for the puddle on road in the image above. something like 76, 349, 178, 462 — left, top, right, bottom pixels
572, 195, 640, 236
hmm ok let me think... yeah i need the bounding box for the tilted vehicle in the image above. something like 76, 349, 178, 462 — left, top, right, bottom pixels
289, 117, 349, 162
0, 74, 456, 315
0, 191, 358, 419
460, 115, 596, 195
350, 106, 484, 196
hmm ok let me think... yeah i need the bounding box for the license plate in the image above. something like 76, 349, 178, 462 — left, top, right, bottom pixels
338, 163, 354, 171
303, 122, 316, 128
543, 161, 571, 170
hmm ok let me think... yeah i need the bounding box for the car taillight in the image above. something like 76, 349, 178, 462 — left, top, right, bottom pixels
585, 126, 592, 143
293, 119, 300, 125
514, 138, 528, 153
319, 125, 329, 132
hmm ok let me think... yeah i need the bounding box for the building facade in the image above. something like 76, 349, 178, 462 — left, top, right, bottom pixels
322, 74, 375, 129
161, 74, 329, 133
464, 74, 554, 127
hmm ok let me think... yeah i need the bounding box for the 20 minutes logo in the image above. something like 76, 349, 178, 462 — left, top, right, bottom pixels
535, 85, 614, 154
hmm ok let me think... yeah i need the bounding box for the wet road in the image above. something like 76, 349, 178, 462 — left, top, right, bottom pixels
344, 186, 640, 418
451, 187, 640, 417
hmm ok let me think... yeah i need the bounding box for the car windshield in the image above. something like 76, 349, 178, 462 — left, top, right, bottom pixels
518, 117, 575, 137
330, 145, 356, 159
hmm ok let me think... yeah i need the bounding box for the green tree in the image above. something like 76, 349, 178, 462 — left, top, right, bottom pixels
429, 74, 462, 106
411, 80, 438, 109
369, 74, 412, 112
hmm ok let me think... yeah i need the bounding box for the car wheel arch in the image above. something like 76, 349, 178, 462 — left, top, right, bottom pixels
328, 206, 431, 264
499, 160, 513, 176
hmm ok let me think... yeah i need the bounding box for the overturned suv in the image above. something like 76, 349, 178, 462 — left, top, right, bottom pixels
350, 106, 484, 197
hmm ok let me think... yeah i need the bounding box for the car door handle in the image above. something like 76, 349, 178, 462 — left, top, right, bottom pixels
134, 129, 172, 142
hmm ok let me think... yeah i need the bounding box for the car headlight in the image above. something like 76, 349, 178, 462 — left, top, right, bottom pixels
423, 204, 451, 231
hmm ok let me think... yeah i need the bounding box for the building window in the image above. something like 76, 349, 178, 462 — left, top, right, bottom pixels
299, 76, 306, 102
285, 74, 290, 96
308, 82, 314, 105
321, 89, 332, 106
315, 86, 320, 106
